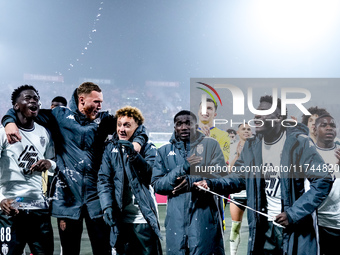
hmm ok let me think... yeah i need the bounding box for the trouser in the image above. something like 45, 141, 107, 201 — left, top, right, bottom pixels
319, 225, 340, 255
57, 207, 111, 255
0, 209, 53, 255
263, 221, 283, 255
115, 223, 162, 255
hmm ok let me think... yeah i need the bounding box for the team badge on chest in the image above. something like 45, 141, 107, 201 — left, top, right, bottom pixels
40, 136, 46, 147
196, 144, 204, 155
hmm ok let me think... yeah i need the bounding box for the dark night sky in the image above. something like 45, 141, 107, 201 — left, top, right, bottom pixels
1, 0, 340, 100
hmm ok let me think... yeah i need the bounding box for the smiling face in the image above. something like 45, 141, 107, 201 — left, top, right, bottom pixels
79, 91, 103, 120
315, 116, 336, 148
237, 124, 252, 142
174, 114, 197, 142
14, 89, 40, 118
117, 116, 139, 141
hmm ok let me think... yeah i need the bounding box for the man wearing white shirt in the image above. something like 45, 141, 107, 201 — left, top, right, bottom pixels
313, 114, 340, 255
0, 85, 56, 255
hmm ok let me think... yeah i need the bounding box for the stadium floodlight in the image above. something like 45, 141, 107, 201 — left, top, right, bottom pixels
251, 0, 339, 47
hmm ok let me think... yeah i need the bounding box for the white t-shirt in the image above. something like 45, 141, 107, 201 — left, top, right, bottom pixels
316, 144, 340, 229
263, 132, 286, 219
0, 123, 55, 210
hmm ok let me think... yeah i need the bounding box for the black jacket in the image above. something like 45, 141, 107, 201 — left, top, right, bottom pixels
2, 89, 147, 219
97, 133, 161, 248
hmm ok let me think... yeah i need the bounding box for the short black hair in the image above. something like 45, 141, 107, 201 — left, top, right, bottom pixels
259, 95, 287, 119
227, 129, 236, 135
301, 106, 330, 126
174, 110, 197, 124
11, 85, 39, 106
315, 114, 334, 127
52, 96, 67, 107
199, 98, 217, 111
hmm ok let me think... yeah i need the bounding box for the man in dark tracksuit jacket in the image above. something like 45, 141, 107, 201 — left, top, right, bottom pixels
98, 106, 162, 255
194, 96, 333, 255
2, 82, 147, 255
152, 110, 226, 255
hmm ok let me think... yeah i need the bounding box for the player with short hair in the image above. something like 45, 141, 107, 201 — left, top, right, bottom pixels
313, 114, 340, 255
51, 96, 67, 109
152, 110, 226, 255
198, 98, 230, 163
194, 95, 333, 255
0, 85, 56, 255
301, 106, 329, 144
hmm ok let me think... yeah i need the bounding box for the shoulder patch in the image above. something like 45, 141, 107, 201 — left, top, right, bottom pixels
66, 114, 75, 120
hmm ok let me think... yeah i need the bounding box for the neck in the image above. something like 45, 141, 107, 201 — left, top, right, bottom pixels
16, 113, 34, 129
199, 121, 213, 128
317, 140, 334, 149
263, 127, 283, 144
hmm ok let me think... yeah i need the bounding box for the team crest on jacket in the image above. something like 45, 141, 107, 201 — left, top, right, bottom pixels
197, 144, 204, 154
2, 244, 8, 255
94, 118, 101, 124
40, 136, 46, 147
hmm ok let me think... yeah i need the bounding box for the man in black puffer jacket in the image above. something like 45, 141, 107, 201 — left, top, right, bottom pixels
98, 106, 162, 255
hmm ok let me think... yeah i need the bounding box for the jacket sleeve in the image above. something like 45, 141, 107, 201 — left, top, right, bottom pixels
132, 124, 148, 147
151, 149, 189, 195
129, 142, 157, 186
97, 144, 115, 211
284, 137, 333, 224
208, 148, 247, 196
1, 108, 16, 127
1, 108, 54, 129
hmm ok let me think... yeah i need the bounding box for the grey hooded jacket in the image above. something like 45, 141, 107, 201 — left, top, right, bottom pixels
152, 131, 226, 255
207, 123, 333, 255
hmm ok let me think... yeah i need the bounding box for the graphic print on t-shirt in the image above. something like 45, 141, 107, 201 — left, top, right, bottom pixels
18, 145, 40, 174
264, 163, 281, 197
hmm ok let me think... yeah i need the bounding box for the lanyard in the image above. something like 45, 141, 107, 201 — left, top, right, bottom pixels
197, 186, 285, 228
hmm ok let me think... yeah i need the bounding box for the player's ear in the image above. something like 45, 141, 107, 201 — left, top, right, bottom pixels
78, 95, 85, 105
214, 112, 217, 118
13, 103, 19, 111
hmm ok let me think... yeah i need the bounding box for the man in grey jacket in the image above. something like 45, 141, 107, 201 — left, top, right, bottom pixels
98, 106, 162, 255
152, 110, 226, 255
194, 96, 333, 255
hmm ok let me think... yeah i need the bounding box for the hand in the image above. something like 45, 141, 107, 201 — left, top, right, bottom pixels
132, 142, 141, 153
275, 212, 290, 227
30, 160, 52, 172
335, 148, 340, 165
0, 199, 19, 216
200, 125, 210, 136
193, 180, 209, 190
5, 123, 21, 144
118, 140, 137, 157
172, 176, 189, 195
103, 207, 114, 227
187, 154, 203, 165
